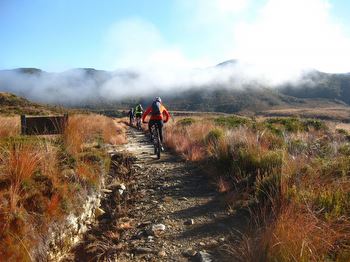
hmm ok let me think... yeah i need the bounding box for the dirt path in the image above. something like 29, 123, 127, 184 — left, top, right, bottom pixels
64, 127, 242, 261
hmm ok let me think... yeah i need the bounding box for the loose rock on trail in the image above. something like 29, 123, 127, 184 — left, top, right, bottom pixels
63, 127, 242, 261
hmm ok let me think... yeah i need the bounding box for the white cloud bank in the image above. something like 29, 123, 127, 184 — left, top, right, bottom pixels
103, 0, 350, 75
233, 0, 350, 76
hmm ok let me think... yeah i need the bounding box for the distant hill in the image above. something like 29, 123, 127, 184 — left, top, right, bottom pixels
0, 92, 65, 115
1, 63, 350, 113
279, 70, 350, 104
161, 87, 346, 114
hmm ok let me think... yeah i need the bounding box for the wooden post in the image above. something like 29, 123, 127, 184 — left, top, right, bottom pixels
21, 115, 26, 135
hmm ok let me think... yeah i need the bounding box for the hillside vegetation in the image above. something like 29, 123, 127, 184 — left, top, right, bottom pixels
0, 92, 64, 115
281, 70, 350, 104
164, 115, 350, 261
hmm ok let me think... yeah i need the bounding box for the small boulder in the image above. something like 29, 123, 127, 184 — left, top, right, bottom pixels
151, 224, 166, 236
195, 251, 213, 262
95, 207, 105, 218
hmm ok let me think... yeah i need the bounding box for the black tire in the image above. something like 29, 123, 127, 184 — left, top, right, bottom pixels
152, 127, 157, 155
154, 143, 157, 155
156, 127, 161, 159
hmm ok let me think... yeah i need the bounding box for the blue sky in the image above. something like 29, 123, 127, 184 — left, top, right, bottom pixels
1, 0, 350, 72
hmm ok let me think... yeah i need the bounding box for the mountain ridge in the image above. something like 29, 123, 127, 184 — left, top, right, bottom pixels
1, 61, 350, 113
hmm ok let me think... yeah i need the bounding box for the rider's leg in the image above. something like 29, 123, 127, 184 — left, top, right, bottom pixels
157, 120, 164, 143
148, 120, 155, 139
156, 120, 164, 151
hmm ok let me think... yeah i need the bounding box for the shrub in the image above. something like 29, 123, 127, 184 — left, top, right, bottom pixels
255, 173, 281, 204
304, 119, 327, 131
287, 139, 308, 155
266, 118, 304, 133
205, 128, 224, 145
337, 129, 350, 141
214, 115, 250, 128
339, 144, 350, 156
177, 117, 196, 126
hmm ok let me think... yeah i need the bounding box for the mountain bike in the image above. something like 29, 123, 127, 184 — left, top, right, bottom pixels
149, 122, 162, 159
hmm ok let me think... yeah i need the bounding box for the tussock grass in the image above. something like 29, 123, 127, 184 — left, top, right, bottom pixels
64, 114, 126, 156
165, 114, 350, 261
0, 113, 126, 260
0, 116, 19, 138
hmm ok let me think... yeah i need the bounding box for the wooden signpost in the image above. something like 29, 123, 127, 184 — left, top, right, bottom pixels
21, 114, 68, 135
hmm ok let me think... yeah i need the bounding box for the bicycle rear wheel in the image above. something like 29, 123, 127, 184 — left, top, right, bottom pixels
151, 126, 157, 155
156, 126, 161, 159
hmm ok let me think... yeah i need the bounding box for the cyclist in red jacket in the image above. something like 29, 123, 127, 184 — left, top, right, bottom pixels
142, 97, 170, 149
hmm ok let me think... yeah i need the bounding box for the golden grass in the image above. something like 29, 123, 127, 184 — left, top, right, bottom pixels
0, 142, 43, 211
64, 114, 126, 156
0, 116, 20, 138
166, 115, 350, 261
164, 120, 215, 161
0, 113, 126, 260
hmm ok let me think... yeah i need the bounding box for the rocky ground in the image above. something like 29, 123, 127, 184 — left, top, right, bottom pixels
63, 128, 246, 262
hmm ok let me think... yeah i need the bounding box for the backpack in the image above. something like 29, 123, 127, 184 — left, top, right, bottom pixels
151, 101, 161, 116
136, 105, 143, 113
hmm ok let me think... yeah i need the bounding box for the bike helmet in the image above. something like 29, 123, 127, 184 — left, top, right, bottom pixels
155, 97, 162, 103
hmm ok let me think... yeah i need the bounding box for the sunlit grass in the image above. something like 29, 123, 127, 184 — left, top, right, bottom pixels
0, 113, 126, 260
165, 115, 350, 261
0, 116, 20, 138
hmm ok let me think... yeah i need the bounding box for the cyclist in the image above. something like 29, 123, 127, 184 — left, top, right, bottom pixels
128, 108, 135, 126
142, 97, 170, 150
134, 104, 144, 129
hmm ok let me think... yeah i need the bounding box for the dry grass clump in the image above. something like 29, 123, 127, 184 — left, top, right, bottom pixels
166, 115, 350, 261
64, 114, 126, 156
0, 116, 20, 138
0, 139, 60, 260
165, 120, 215, 161
0, 113, 126, 260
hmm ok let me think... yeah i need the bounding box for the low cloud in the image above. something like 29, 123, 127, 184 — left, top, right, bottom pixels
0, 62, 269, 105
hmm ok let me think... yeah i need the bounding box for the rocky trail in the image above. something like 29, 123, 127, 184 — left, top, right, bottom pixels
63, 128, 244, 261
